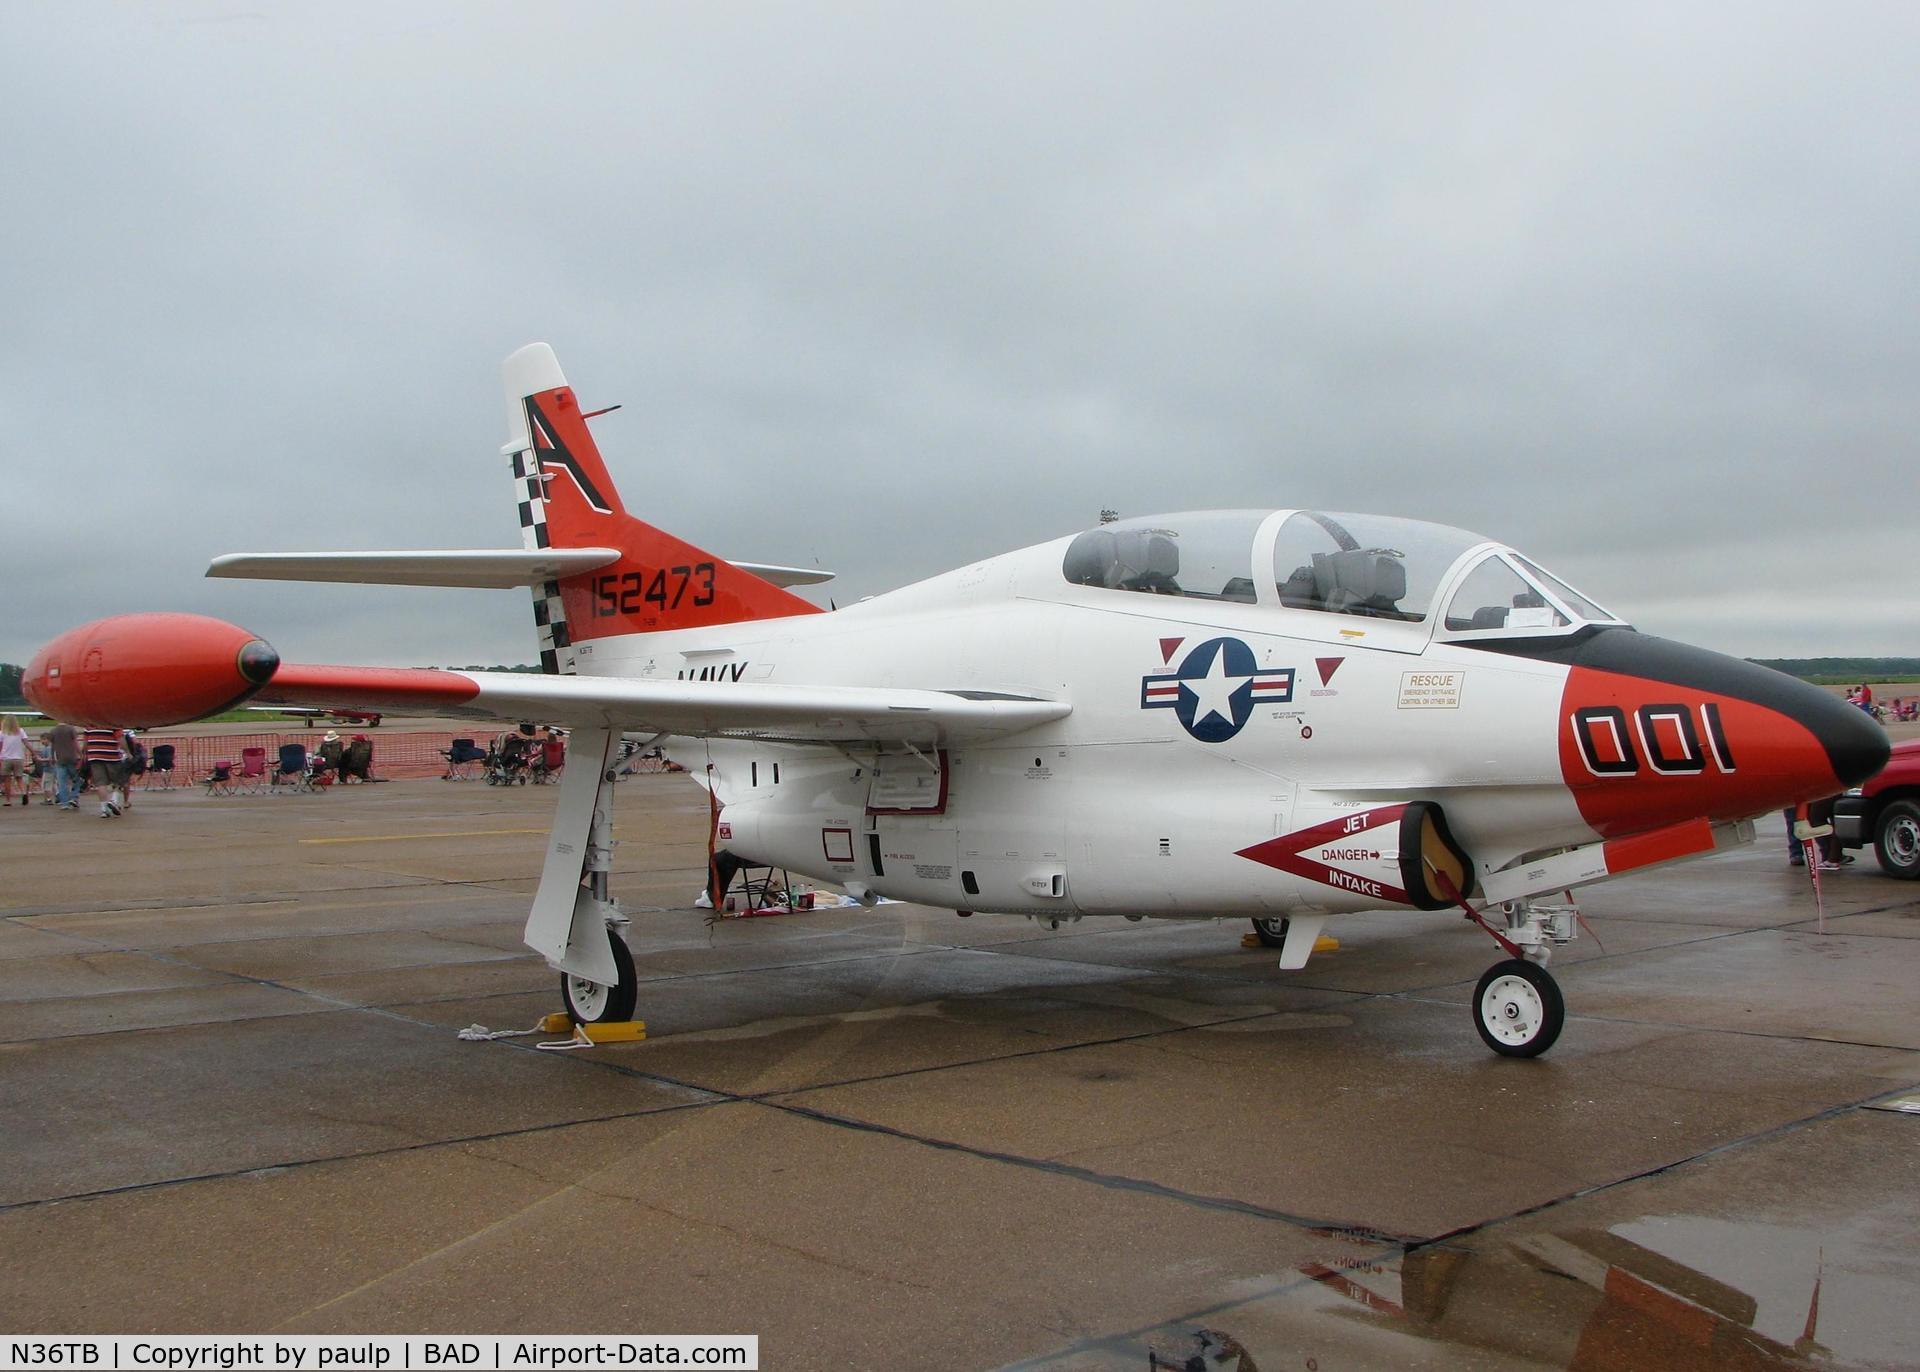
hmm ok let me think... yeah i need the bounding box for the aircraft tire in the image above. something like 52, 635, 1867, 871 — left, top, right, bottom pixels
560, 930, 638, 1024
1874, 800, 1920, 880
1250, 917, 1290, 948
1473, 958, 1563, 1058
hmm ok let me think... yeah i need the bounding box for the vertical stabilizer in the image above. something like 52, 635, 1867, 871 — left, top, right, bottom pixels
501, 344, 820, 672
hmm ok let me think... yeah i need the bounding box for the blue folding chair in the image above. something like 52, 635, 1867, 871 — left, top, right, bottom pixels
272, 743, 313, 793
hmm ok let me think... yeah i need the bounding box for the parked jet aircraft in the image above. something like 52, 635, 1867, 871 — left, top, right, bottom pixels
23, 345, 1888, 1055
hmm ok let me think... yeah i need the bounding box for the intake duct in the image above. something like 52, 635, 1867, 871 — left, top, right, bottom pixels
1397, 801, 1477, 909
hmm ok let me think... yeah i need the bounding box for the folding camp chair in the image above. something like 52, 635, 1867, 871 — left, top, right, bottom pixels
440, 737, 485, 780
146, 743, 177, 789
236, 746, 270, 794
201, 761, 237, 797
272, 743, 314, 793
340, 737, 374, 782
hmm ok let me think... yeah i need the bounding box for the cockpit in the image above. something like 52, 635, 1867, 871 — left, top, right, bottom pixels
1060, 510, 1626, 638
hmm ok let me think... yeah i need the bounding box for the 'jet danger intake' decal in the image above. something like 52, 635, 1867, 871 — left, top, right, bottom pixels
1237, 805, 1412, 905
1141, 637, 1294, 743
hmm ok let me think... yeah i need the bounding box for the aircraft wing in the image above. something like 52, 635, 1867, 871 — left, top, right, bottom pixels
252, 665, 1067, 746
208, 550, 833, 589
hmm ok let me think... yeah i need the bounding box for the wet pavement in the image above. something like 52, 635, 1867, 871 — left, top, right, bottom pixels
1, 776, 1916, 1369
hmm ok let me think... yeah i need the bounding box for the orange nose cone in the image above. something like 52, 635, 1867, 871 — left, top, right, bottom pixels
23, 613, 280, 728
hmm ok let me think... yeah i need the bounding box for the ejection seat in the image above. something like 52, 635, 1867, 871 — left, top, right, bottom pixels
1115, 531, 1182, 594
1317, 549, 1409, 619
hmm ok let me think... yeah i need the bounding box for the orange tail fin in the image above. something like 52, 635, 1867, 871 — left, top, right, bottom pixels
504, 344, 821, 672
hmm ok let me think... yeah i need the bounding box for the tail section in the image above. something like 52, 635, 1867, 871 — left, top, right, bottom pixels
503, 344, 822, 673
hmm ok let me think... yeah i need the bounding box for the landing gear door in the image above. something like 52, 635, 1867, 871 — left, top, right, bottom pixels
868, 750, 949, 815
865, 750, 959, 899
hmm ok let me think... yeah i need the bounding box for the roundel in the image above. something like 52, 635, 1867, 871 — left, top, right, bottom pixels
1140, 637, 1296, 743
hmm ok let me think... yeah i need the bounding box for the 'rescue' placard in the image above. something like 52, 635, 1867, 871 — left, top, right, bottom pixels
1399, 671, 1463, 709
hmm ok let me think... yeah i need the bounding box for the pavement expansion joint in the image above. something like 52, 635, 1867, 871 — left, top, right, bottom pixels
761, 1095, 1419, 1247
7, 897, 300, 919
0, 1100, 724, 1215
1409, 1080, 1913, 1256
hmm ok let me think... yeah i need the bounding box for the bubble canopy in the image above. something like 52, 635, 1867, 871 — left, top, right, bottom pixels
1060, 510, 1623, 635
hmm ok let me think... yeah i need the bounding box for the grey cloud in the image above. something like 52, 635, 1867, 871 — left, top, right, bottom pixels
3, 1, 1916, 667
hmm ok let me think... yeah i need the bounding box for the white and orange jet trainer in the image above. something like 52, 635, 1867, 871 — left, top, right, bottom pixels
25, 345, 1888, 1056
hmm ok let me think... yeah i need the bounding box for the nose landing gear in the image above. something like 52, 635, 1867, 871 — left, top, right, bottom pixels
1467, 899, 1578, 1057
1474, 958, 1564, 1056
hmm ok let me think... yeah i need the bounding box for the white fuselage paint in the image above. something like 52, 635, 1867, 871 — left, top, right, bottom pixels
568, 521, 1591, 921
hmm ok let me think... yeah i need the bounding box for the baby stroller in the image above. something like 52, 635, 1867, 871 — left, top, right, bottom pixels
484, 732, 532, 786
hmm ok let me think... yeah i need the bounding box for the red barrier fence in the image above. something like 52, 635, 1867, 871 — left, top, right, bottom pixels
141, 731, 468, 782
135, 730, 683, 785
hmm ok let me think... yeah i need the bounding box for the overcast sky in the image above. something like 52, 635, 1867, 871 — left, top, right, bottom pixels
4, 2, 1916, 669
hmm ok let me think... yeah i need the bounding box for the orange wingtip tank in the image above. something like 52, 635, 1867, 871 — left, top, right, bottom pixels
23, 612, 279, 728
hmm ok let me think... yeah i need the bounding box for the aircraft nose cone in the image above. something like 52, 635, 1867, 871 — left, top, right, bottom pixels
1577, 632, 1890, 795
1477, 628, 1894, 835
1809, 690, 1891, 788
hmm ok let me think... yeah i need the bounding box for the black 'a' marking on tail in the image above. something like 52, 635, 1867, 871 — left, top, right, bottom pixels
524, 395, 612, 514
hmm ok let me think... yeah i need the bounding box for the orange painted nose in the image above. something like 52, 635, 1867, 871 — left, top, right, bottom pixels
23, 613, 280, 728
1549, 631, 1889, 837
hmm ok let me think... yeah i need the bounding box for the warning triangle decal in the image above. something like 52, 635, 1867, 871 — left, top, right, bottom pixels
1237, 804, 1411, 905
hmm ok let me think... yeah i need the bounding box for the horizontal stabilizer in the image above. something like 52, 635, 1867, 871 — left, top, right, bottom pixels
209, 550, 833, 590
209, 550, 620, 588
729, 561, 835, 588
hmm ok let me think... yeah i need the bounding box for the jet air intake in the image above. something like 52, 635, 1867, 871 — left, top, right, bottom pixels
1397, 801, 1477, 909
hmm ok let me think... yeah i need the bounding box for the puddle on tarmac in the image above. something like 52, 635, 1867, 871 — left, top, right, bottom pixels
1011, 1211, 1917, 1371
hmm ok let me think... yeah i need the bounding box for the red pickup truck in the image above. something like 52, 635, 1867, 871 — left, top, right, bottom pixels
1834, 737, 1920, 878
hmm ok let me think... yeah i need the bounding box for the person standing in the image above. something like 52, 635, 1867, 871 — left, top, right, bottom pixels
46, 720, 80, 809
82, 724, 128, 817
119, 730, 146, 811
0, 716, 29, 807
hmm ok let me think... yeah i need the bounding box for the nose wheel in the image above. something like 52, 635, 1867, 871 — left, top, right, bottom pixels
1473, 958, 1564, 1057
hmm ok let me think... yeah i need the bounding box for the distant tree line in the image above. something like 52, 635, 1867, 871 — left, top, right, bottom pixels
1748, 657, 1920, 680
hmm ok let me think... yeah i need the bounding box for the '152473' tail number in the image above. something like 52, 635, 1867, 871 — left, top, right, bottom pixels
592, 563, 716, 616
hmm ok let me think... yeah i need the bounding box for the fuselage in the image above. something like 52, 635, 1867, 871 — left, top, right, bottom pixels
564, 509, 1885, 922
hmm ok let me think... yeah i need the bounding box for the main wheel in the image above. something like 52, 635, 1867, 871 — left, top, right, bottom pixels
560, 928, 638, 1024
1473, 958, 1564, 1057
1874, 800, 1920, 880
1250, 917, 1290, 948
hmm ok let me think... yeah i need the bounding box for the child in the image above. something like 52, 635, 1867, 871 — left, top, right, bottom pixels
0, 716, 29, 806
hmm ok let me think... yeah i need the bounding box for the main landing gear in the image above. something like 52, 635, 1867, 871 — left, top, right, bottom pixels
1249, 917, 1290, 948
1469, 899, 1576, 1058
562, 929, 637, 1024
523, 725, 643, 1026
